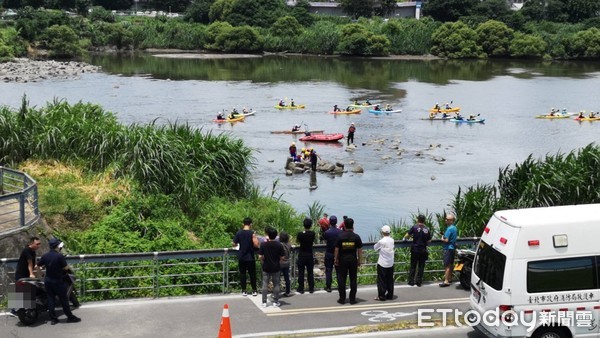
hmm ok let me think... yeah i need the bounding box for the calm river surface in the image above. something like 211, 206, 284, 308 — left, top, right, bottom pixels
2, 55, 600, 238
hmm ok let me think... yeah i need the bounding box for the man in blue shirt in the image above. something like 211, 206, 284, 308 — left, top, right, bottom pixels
440, 214, 458, 287
37, 238, 81, 325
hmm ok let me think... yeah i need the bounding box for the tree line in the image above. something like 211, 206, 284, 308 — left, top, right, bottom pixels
1, 0, 599, 59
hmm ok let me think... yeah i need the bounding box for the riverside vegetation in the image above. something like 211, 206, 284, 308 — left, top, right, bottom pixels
3, 96, 600, 299
0, 0, 600, 61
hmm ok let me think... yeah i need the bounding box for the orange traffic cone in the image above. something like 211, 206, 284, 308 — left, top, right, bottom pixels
218, 304, 232, 338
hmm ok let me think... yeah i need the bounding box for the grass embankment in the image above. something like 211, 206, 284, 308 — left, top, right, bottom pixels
1, 97, 304, 255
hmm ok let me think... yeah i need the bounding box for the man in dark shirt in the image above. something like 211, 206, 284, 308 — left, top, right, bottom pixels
232, 217, 259, 296
323, 215, 342, 293
258, 227, 285, 307
296, 218, 316, 294
37, 238, 81, 325
403, 215, 432, 287
334, 218, 363, 305
15, 237, 41, 280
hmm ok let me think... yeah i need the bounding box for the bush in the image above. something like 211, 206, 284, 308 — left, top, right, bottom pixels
475, 20, 513, 57
212, 25, 262, 52
509, 32, 547, 58
431, 21, 484, 58
43, 24, 85, 58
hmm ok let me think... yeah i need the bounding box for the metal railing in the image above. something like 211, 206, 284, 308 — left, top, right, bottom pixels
0, 238, 479, 305
0, 167, 40, 233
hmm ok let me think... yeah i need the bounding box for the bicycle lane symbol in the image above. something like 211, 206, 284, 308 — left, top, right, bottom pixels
361, 310, 417, 323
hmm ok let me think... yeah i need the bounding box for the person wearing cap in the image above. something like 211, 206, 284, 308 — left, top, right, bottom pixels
323, 215, 342, 292
296, 217, 316, 294
374, 225, 395, 301
37, 238, 81, 325
440, 214, 458, 287
289, 142, 297, 159
334, 218, 363, 305
403, 215, 432, 287
347, 123, 356, 146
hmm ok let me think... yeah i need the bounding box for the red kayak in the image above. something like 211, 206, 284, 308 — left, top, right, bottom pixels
299, 133, 344, 142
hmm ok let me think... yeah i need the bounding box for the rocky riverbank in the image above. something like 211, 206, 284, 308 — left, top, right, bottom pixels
0, 58, 101, 83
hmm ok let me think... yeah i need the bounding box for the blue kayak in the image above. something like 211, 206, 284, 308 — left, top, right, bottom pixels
368, 109, 402, 114
450, 118, 485, 124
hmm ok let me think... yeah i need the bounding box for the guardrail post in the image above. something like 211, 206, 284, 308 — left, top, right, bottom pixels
0, 258, 8, 304
79, 255, 86, 300
153, 252, 159, 298
19, 194, 25, 228
223, 249, 228, 294
0, 166, 4, 194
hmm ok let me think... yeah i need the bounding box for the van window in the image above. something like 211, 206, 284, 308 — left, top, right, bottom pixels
527, 257, 596, 293
474, 240, 506, 290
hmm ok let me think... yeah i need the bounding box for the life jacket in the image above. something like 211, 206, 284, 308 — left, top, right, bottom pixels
349, 126, 356, 133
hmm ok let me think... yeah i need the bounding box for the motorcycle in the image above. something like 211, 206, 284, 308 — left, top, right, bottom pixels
454, 248, 476, 290
10, 268, 79, 325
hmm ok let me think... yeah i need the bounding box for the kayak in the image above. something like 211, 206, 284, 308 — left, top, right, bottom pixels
430, 107, 461, 113
368, 109, 402, 114
450, 118, 485, 124
274, 105, 306, 109
241, 110, 256, 117
270, 130, 324, 134
349, 103, 376, 109
328, 109, 361, 115
535, 114, 570, 119
575, 116, 600, 121
421, 116, 453, 121
299, 133, 344, 142
213, 115, 245, 123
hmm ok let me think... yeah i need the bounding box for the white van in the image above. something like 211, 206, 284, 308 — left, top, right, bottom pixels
470, 204, 600, 338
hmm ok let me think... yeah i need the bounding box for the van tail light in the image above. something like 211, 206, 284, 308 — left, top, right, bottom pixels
528, 240, 540, 246
499, 305, 514, 322
499, 237, 508, 244
484, 227, 490, 234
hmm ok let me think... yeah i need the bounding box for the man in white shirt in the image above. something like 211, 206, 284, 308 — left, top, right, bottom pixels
374, 225, 395, 301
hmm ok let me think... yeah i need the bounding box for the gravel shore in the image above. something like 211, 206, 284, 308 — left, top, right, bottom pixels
0, 58, 101, 83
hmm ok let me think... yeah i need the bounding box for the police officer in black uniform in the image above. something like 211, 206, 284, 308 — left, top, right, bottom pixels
334, 218, 363, 305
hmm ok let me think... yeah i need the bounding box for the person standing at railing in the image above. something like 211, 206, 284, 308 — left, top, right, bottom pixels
323, 215, 342, 293
296, 218, 316, 294
279, 231, 292, 297
440, 214, 458, 288
403, 215, 432, 287
374, 225, 395, 301
232, 217, 259, 297
15, 236, 41, 281
334, 218, 363, 305
258, 227, 285, 307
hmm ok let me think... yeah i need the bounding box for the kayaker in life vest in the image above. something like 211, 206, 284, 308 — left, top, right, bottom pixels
590, 111, 596, 118
455, 113, 463, 120
385, 104, 392, 111
290, 99, 295, 107
374, 105, 381, 111
289, 142, 297, 158
279, 99, 285, 107
445, 102, 451, 109
468, 114, 476, 121
232, 107, 238, 115
333, 105, 341, 112
292, 124, 301, 132
429, 112, 436, 119
366, 99, 372, 105
346, 106, 352, 111
578, 111, 585, 118
242, 107, 249, 113
217, 112, 225, 120
434, 103, 440, 111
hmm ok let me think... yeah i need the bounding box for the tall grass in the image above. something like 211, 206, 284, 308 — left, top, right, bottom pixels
0, 98, 254, 211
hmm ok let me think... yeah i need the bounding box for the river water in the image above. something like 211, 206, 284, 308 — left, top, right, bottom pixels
2, 55, 600, 238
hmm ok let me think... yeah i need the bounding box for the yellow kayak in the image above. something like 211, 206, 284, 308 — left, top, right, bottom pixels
213, 115, 245, 123
274, 105, 306, 109
429, 107, 461, 113
328, 109, 361, 115
575, 116, 600, 122
535, 114, 570, 119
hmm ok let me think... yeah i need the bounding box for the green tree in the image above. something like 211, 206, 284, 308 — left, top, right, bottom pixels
269, 15, 302, 37
184, 0, 215, 24
92, 0, 132, 10
89, 6, 115, 22
430, 21, 483, 58
569, 27, 600, 58
521, 0, 568, 22
225, 0, 286, 28
337, 23, 390, 56
43, 24, 84, 58
289, 0, 313, 27
422, 0, 478, 22
509, 32, 547, 58
205, 20, 233, 46
339, 0, 374, 19
473, 0, 511, 22
151, 0, 189, 13
565, 0, 600, 23
212, 25, 262, 52
208, 0, 234, 22
475, 20, 513, 57
374, 0, 396, 17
